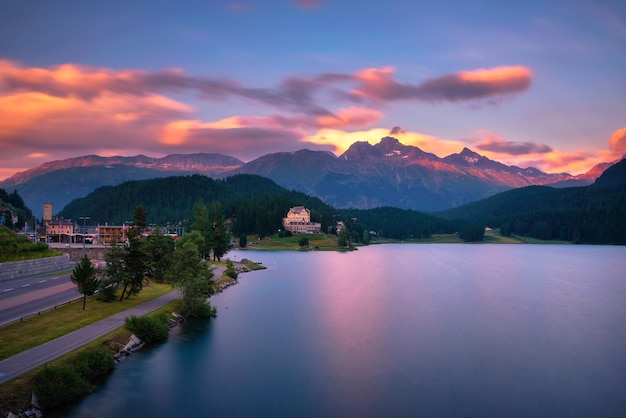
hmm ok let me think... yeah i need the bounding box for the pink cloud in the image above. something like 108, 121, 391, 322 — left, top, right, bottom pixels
226, 3, 254, 12
292, 0, 326, 9
7, 59, 597, 182
347, 65, 532, 103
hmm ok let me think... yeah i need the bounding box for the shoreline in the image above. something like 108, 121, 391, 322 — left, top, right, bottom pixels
0, 257, 265, 416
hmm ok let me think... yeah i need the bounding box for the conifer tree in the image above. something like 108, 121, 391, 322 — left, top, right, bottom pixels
71, 255, 99, 310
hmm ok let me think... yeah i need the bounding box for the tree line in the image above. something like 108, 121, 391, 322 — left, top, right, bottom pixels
71, 203, 230, 317
437, 160, 626, 244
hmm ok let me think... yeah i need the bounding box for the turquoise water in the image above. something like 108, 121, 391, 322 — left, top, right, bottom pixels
57, 245, 626, 417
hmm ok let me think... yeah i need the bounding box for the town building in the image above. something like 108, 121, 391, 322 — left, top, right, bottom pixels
96, 224, 128, 244
45, 218, 74, 243
282, 206, 321, 234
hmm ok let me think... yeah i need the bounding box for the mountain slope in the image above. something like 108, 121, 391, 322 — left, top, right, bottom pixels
1, 137, 613, 218
233, 137, 577, 211
0, 153, 244, 218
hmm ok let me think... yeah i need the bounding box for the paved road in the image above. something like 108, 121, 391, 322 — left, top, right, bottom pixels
0, 273, 79, 327
0, 289, 181, 385
0, 265, 229, 385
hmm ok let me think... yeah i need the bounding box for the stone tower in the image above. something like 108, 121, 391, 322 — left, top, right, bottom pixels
43, 202, 53, 222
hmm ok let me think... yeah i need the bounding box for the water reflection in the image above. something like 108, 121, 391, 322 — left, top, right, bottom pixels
59, 245, 626, 418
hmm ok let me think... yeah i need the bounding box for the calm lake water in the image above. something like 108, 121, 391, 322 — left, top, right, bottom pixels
57, 244, 626, 418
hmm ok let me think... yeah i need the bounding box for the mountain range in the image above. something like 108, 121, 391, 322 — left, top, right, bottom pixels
0, 137, 614, 218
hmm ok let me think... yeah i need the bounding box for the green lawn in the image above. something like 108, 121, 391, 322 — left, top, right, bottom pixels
0, 282, 174, 361
243, 233, 350, 251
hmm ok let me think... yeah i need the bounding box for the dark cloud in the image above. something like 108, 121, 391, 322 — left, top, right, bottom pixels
389, 126, 405, 135
477, 137, 552, 155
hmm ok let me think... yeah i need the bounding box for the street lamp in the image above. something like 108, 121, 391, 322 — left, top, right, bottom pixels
79, 216, 90, 258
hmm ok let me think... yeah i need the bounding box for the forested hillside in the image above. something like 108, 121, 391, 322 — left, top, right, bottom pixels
0, 188, 34, 230
437, 159, 626, 244
58, 174, 336, 238
339, 207, 455, 240
58, 174, 456, 241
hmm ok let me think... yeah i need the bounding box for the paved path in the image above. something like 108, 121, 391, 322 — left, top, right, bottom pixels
0, 290, 181, 385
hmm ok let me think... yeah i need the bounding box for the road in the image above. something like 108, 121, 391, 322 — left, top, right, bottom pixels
0, 271, 80, 327
0, 289, 182, 385
0, 266, 229, 385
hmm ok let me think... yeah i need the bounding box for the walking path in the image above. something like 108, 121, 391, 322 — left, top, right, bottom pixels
0, 290, 181, 385
0, 265, 234, 385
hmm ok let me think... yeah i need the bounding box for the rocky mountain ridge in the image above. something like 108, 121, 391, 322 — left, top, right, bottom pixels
0, 137, 613, 218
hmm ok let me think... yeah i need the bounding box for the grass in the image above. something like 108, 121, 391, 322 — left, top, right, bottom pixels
370, 230, 573, 245
244, 233, 349, 251
0, 281, 174, 361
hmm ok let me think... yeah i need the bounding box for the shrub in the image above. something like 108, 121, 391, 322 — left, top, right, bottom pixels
97, 278, 118, 302
33, 365, 92, 410
125, 313, 169, 343
73, 347, 115, 381
225, 268, 238, 279
224, 259, 238, 279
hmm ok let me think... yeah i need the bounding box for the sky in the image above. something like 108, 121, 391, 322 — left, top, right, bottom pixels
1, 0, 625, 181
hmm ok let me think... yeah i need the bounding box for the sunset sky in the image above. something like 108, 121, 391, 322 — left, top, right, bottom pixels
1, 0, 625, 181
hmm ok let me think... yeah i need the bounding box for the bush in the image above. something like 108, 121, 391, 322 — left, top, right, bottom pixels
225, 268, 238, 279
224, 259, 238, 279
72, 347, 115, 381
125, 313, 169, 343
97, 278, 118, 302
33, 365, 92, 410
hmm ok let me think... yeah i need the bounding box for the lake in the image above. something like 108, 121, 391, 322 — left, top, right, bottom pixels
56, 244, 626, 417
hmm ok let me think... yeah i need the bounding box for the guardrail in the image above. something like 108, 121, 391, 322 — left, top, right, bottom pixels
0, 295, 84, 328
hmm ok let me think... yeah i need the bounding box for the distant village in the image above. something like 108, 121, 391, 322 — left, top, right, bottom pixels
38, 203, 332, 246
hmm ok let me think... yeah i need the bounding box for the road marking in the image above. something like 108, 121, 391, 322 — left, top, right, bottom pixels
51, 277, 59, 280
22, 284, 31, 287
2, 288, 13, 292
39, 280, 47, 283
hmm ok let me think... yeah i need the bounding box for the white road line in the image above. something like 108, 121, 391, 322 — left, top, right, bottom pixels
39, 280, 47, 283
2, 288, 13, 292
51, 277, 59, 280
22, 284, 31, 287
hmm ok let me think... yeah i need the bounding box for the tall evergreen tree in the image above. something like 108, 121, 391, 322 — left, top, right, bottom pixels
191, 200, 210, 259
118, 205, 150, 300
71, 255, 100, 310
208, 202, 230, 261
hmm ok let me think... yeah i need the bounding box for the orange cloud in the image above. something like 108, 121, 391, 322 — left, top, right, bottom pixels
459, 66, 533, 85
609, 126, 626, 155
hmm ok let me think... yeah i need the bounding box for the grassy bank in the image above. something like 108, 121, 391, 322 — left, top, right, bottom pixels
0, 282, 174, 361
243, 233, 350, 251
370, 230, 572, 245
